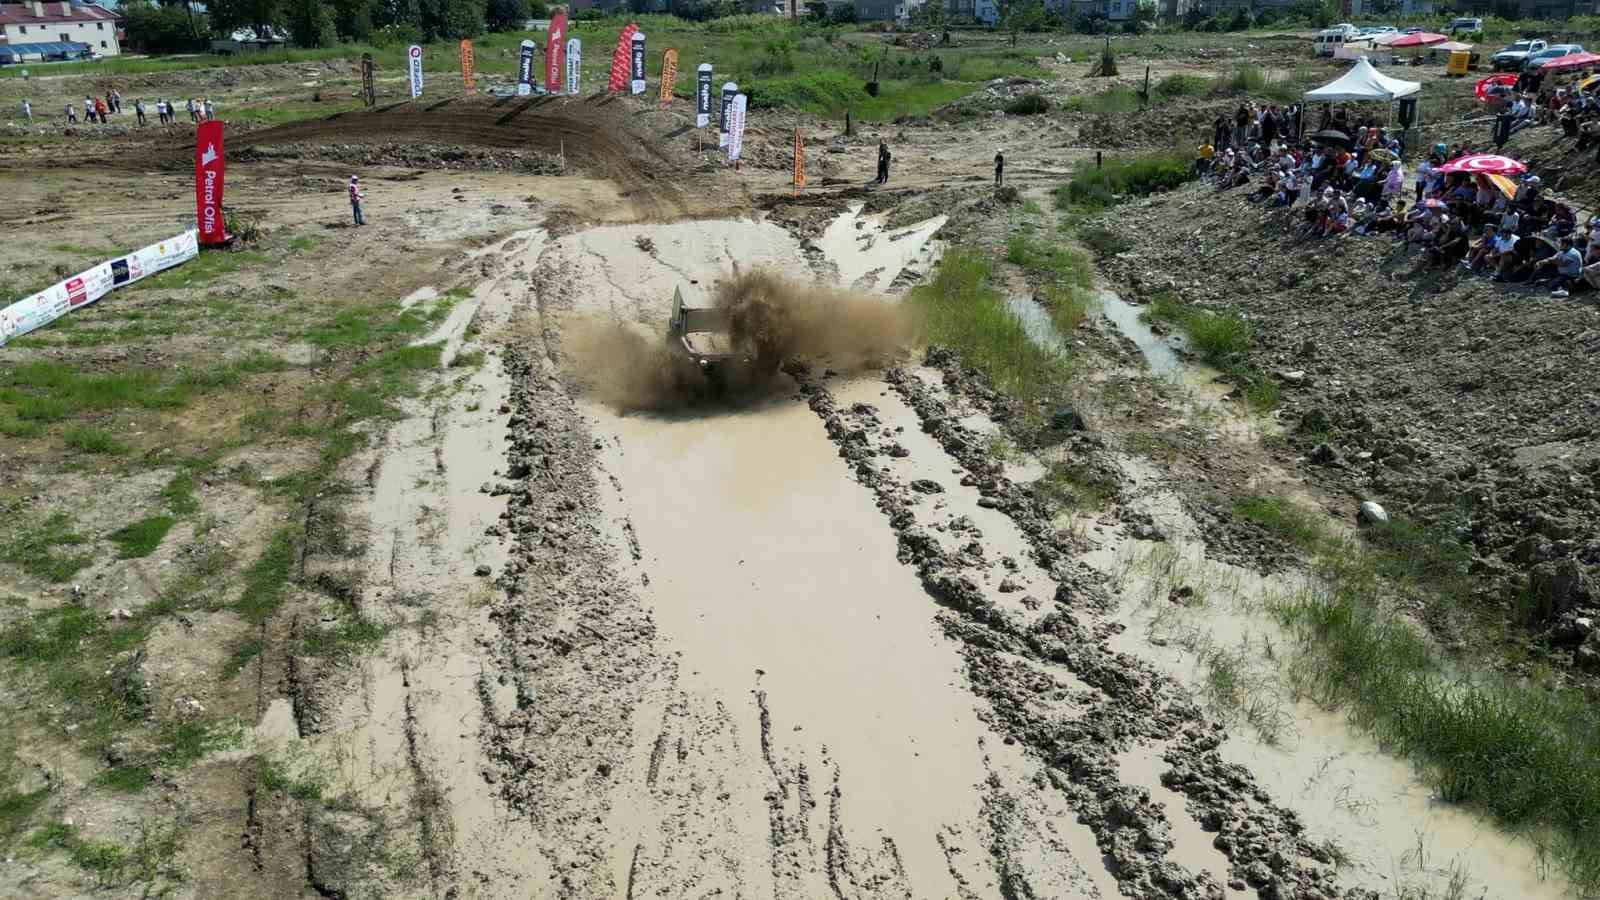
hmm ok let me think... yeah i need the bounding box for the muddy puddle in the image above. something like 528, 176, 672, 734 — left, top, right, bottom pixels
1097, 289, 1182, 375
814, 202, 946, 293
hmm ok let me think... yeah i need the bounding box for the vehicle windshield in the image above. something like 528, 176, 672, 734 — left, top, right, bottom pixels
1507, 41, 1534, 51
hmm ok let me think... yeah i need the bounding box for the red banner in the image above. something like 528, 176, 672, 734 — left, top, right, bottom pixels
545, 11, 567, 94
195, 120, 225, 246
608, 22, 638, 94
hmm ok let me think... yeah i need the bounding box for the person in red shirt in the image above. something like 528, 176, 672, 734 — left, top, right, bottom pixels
93, 97, 108, 124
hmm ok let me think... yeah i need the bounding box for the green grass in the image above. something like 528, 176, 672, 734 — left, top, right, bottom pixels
1140, 291, 1279, 411
61, 426, 128, 455
236, 528, 298, 624
1077, 225, 1131, 258
26, 819, 184, 889
1233, 495, 1324, 551
1155, 73, 1208, 98
160, 471, 201, 517
1056, 151, 1191, 211
1033, 459, 1116, 512
1062, 85, 1141, 114
107, 516, 177, 560
907, 248, 1073, 409
0, 735, 51, 849
93, 765, 154, 794
1004, 234, 1093, 290
0, 511, 92, 583
1005, 92, 1051, 115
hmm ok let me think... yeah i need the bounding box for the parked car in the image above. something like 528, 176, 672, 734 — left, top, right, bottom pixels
1315, 29, 1352, 57
1492, 39, 1549, 71
1403, 27, 1424, 33
1447, 17, 1483, 34
1525, 43, 1585, 72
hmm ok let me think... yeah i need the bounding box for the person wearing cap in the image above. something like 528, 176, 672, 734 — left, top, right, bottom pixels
348, 176, 365, 226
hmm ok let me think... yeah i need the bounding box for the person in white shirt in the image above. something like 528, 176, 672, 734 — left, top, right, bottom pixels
20, 99, 31, 124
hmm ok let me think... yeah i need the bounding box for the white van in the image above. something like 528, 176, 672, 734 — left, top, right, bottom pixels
1316, 29, 1350, 57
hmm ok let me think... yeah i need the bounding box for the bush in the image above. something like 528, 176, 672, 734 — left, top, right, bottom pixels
1005, 92, 1050, 115
1155, 73, 1207, 97
745, 70, 863, 112
1057, 151, 1190, 209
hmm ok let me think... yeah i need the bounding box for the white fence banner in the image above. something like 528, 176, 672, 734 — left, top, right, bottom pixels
0, 230, 199, 347
727, 93, 748, 163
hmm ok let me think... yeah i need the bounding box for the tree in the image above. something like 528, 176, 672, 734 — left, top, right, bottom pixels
485, 0, 527, 30
829, 3, 857, 23
120, 0, 206, 51
909, 0, 947, 29
417, 0, 484, 40
287, 0, 337, 45
207, 0, 285, 37
330, 0, 376, 40
998, 0, 1044, 42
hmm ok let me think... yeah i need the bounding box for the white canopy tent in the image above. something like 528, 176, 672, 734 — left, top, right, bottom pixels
1304, 57, 1421, 102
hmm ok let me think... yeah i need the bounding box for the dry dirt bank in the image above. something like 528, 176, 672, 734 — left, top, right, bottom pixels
1098, 180, 1600, 674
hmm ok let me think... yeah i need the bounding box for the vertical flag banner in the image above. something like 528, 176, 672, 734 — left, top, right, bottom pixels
719, 81, 737, 148
360, 53, 375, 106
629, 32, 646, 95
695, 64, 712, 128
727, 93, 747, 163
608, 23, 639, 93
518, 39, 536, 96
407, 45, 424, 98
793, 128, 805, 195
460, 39, 475, 96
566, 38, 582, 95
195, 120, 226, 246
545, 10, 567, 94
659, 49, 678, 108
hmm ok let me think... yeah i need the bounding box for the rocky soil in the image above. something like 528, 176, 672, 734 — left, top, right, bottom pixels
1100, 180, 1600, 671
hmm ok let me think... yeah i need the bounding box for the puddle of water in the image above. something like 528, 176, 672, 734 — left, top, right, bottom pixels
1006, 294, 1069, 356
1097, 289, 1182, 376
1091, 519, 1571, 899
413, 228, 548, 366
815, 203, 946, 293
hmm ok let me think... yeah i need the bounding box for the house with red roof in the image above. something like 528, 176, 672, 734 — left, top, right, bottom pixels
0, 1, 123, 59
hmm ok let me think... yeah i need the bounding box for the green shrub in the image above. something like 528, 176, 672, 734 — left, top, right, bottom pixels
1005, 92, 1050, 115
1056, 151, 1190, 210
1155, 73, 1207, 97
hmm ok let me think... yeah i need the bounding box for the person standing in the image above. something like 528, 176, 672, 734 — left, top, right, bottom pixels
186, 98, 197, 123
93, 96, 107, 124
66, 102, 77, 124
348, 175, 366, 226
111, 89, 122, 114
874, 140, 891, 185
994, 149, 1005, 189
84, 96, 96, 124
20, 98, 31, 124
203, 98, 215, 121
134, 99, 146, 126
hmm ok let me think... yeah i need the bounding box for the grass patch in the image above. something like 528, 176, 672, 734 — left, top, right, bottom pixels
1062, 85, 1140, 114
1005, 92, 1050, 115
61, 426, 128, 455
1005, 234, 1093, 290
237, 528, 298, 624
301, 616, 388, 659
1056, 151, 1191, 212
93, 765, 154, 794
160, 471, 201, 516
0, 511, 92, 583
107, 516, 177, 560
1077, 225, 1132, 258
26, 819, 184, 889
1155, 73, 1208, 97
1141, 291, 1278, 411
906, 248, 1073, 409
1233, 495, 1325, 551
1033, 459, 1117, 512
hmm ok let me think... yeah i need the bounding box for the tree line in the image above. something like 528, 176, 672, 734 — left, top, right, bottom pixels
119, 0, 550, 54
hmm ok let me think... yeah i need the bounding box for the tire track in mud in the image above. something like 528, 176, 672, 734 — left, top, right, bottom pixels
802, 353, 1376, 900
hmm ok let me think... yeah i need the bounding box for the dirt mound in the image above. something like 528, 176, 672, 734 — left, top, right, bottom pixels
1097, 182, 1600, 667
237, 140, 564, 174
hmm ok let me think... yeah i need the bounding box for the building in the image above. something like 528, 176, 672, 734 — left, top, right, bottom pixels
946, 0, 998, 24
209, 27, 287, 56
856, 0, 922, 21
0, 1, 121, 57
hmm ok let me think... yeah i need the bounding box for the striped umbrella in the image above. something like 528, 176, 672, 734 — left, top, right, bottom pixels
1435, 153, 1528, 175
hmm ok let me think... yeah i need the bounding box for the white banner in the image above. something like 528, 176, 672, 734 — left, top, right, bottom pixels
566, 38, 582, 95
408, 44, 424, 98
0, 231, 199, 348
727, 93, 747, 163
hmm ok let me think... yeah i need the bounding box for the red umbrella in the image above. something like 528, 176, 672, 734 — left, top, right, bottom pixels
1420, 198, 1449, 210
1536, 51, 1600, 73
1435, 153, 1528, 175
1388, 31, 1448, 47
1474, 74, 1518, 102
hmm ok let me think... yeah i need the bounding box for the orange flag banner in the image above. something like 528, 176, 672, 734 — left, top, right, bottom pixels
793, 128, 805, 196
460, 39, 475, 96
660, 49, 679, 108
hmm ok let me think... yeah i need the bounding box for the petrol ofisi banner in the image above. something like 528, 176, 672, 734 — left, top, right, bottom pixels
608, 23, 638, 93
727, 93, 747, 163
407, 44, 423, 98
659, 49, 678, 107
0, 231, 198, 348
695, 64, 712, 128
629, 32, 646, 95
518, 39, 536, 96
566, 38, 582, 94
195, 119, 225, 246
460, 39, 475, 96
719, 81, 737, 148
545, 11, 567, 94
